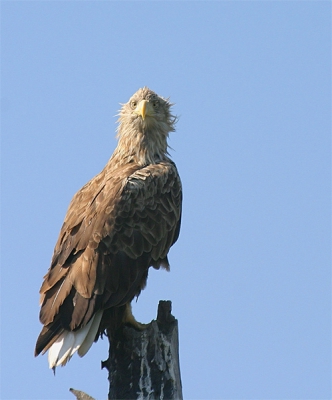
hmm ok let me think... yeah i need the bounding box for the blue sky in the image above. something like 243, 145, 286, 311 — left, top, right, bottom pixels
1, 2, 331, 399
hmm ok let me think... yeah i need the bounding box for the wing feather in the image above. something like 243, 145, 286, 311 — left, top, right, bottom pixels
36, 161, 182, 357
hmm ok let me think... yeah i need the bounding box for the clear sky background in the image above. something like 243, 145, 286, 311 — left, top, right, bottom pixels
1, 2, 331, 400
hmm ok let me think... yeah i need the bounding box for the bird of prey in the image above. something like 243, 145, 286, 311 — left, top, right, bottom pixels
35, 87, 182, 369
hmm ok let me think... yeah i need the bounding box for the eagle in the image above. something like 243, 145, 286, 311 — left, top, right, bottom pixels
35, 87, 182, 369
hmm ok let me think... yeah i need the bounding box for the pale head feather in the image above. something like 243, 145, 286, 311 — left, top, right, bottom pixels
112, 87, 177, 166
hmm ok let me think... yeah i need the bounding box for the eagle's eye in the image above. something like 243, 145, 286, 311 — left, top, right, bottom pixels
130, 100, 137, 109
152, 100, 159, 108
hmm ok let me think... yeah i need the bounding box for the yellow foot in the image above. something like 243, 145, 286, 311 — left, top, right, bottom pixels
122, 303, 148, 331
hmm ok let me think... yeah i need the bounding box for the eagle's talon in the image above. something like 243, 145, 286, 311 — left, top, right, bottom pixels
123, 303, 148, 331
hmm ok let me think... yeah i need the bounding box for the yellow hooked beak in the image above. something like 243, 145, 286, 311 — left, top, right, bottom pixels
134, 100, 154, 120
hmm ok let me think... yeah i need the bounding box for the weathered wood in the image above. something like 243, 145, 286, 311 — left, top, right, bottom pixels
103, 300, 183, 400
69, 388, 95, 400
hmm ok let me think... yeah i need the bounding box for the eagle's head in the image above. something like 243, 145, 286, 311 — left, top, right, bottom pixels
116, 87, 177, 165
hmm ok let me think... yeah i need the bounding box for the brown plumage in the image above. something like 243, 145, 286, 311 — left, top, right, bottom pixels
35, 87, 182, 368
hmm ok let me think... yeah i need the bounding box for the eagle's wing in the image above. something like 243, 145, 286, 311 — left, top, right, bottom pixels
35, 161, 182, 356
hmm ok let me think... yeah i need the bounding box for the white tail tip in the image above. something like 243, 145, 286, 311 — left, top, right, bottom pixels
48, 311, 103, 369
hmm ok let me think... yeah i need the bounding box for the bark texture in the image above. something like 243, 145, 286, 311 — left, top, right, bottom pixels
103, 300, 183, 400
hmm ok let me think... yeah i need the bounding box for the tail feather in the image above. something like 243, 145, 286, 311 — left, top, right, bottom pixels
78, 310, 103, 357
47, 333, 66, 368
48, 332, 75, 368
57, 333, 75, 366
47, 311, 103, 369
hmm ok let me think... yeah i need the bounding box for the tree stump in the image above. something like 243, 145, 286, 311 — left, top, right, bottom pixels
103, 300, 183, 400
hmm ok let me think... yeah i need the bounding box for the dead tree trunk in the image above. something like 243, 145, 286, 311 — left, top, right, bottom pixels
102, 300, 183, 400
70, 301, 182, 400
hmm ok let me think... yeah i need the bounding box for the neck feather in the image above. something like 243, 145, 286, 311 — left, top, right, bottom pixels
112, 124, 169, 166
